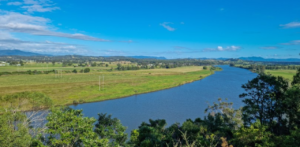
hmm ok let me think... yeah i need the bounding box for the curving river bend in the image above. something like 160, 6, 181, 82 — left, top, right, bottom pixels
71, 65, 257, 133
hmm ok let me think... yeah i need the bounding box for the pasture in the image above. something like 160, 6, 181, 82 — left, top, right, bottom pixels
265, 70, 297, 81
0, 65, 214, 110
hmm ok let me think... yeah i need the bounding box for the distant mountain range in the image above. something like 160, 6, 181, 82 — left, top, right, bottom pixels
0, 50, 167, 59
238, 57, 300, 62
1, 50, 300, 62
0, 49, 47, 56
195, 57, 300, 62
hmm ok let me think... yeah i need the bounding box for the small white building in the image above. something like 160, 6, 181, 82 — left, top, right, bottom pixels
147, 64, 154, 67
0, 62, 6, 66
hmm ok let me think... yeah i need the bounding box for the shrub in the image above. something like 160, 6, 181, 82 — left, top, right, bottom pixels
79, 99, 85, 103
84, 68, 90, 73
73, 100, 78, 105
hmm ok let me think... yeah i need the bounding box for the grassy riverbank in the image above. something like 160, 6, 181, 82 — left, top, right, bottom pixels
0, 66, 218, 110
265, 70, 296, 81
232, 65, 296, 81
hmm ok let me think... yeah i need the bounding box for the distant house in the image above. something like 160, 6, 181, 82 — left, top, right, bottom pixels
0, 62, 6, 66
147, 64, 154, 67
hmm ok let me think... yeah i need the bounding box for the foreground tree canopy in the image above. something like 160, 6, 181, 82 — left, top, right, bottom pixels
1, 69, 300, 146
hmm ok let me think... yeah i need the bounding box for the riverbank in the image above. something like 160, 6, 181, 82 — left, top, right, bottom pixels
232, 65, 296, 82
0, 66, 220, 111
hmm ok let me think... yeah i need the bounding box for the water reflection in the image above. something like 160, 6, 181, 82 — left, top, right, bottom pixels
71, 65, 257, 133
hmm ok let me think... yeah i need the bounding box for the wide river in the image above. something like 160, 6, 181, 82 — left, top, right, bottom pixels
71, 65, 257, 133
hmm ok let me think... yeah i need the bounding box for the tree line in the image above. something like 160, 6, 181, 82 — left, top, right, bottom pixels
0, 68, 91, 76
0, 55, 227, 68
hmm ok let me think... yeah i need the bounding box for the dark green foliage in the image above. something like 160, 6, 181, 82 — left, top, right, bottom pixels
91, 62, 97, 67
83, 68, 90, 73
275, 128, 300, 147
72, 69, 77, 73
231, 120, 274, 147
292, 68, 300, 85
131, 119, 173, 147
249, 65, 265, 73
131, 115, 234, 147
0, 70, 55, 76
239, 74, 289, 135
94, 113, 127, 146
283, 86, 300, 130
20, 60, 25, 66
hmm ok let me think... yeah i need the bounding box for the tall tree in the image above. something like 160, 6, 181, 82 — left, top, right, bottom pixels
239, 74, 288, 135
292, 68, 300, 86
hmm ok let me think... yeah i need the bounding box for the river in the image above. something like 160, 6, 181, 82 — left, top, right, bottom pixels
71, 65, 257, 133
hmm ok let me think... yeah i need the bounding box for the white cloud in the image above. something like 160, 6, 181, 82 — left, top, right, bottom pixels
160, 22, 175, 31
23, 0, 39, 4
22, 4, 59, 12
217, 46, 223, 51
260, 46, 281, 49
0, 11, 111, 42
282, 40, 300, 45
0, 30, 15, 39
22, 0, 60, 13
280, 22, 300, 28
5, 0, 60, 13
7, 1, 22, 5
0, 31, 86, 54
203, 46, 241, 52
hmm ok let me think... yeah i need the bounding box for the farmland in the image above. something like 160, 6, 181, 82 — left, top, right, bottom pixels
0, 63, 216, 110
265, 69, 296, 81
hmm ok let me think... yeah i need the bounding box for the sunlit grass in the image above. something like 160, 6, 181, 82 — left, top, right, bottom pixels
0, 66, 214, 110
265, 70, 296, 81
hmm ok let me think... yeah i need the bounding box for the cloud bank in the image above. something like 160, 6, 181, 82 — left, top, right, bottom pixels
280, 22, 300, 28
0, 31, 86, 54
7, 0, 60, 13
0, 11, 110, 42
203, 46, 241, 52
282, 40, 300, 45
260, 46, 281, 50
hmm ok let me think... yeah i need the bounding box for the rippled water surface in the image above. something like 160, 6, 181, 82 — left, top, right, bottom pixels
71, 65, 257, 133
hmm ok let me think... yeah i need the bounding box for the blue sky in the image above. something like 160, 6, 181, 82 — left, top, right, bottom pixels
0, 0, 300, 58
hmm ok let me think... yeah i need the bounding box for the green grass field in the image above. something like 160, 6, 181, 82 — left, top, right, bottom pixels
0, 62, 123, 72
0, 65, 216, 110
265, 70, 297, 81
